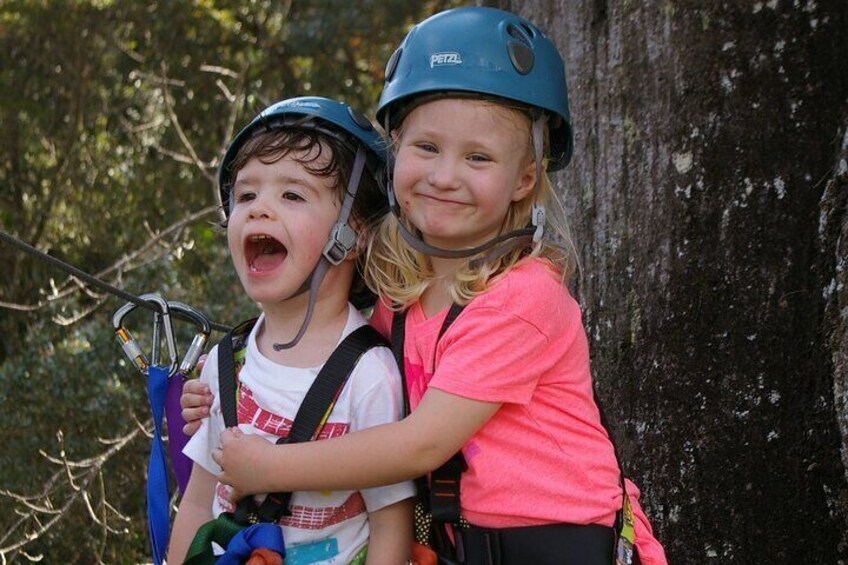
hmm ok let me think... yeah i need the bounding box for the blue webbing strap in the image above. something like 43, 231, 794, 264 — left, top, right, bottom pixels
216, 523, 286, 565
146, 364, 172, 565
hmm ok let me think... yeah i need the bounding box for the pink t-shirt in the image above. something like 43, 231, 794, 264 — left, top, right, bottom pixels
371, 258, 667, 564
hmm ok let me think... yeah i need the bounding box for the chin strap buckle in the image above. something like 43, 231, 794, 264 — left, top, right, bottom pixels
322, 222, 357, 265
531, 204, 546, 244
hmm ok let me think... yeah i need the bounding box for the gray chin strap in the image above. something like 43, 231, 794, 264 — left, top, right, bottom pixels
273, 147, 367, 351
385, 114, 548, 267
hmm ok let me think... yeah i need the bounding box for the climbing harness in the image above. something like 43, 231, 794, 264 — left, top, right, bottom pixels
112, 294, 211, 565
183, 318, 390, 564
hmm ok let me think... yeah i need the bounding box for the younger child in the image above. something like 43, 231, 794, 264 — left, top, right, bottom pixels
167, 97, 414, 564
185, 8, 668, 565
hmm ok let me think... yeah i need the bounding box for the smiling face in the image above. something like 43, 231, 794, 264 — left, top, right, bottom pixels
226, 145, 343, 310
392, 98, 537, 251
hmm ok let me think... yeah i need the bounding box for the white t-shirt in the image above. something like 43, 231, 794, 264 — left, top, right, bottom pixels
184, 304, 414, 564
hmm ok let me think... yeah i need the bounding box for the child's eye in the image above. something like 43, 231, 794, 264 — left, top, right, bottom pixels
468, 154, 491, 163
415, 142, 438, 153
282, 191, 305, 202
234, 190, 255, 203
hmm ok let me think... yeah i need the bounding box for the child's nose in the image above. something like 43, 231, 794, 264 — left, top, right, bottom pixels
247, 194, 275, 220
428, 157, 461, 190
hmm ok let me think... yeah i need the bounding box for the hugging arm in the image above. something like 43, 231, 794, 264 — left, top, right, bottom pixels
213, 388, 500, 495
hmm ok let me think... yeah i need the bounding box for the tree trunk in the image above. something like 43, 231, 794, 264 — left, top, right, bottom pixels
499, 1, 848, 562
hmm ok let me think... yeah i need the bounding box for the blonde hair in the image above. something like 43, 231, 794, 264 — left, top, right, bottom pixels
365, 100, 577, 309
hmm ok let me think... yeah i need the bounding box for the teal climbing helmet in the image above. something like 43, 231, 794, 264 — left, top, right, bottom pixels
218, 96, 387, 216
377, 6, 573, 170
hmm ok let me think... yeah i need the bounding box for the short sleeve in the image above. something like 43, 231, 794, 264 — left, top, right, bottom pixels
430, 264, 581, 405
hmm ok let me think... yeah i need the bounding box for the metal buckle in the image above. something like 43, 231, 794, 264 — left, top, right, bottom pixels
531, 204, 546, 243
322, 222, 357, 265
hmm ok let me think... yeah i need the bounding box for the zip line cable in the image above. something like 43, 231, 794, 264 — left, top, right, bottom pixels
0, 228, 231, 333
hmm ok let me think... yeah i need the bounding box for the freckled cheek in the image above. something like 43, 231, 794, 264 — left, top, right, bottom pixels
392, 154, 422, 191
392, 165, 415, 191
391, 174, 414, 209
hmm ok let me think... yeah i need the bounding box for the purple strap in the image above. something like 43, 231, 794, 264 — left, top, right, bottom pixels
166, 375, 193, 494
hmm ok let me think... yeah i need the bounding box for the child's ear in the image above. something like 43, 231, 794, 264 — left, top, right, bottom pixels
512, 160, 537, 202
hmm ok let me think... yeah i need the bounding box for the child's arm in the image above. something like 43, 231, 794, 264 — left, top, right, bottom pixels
364, 497, 414, 565
214, 387, 500, 495
167, 463, 217, 564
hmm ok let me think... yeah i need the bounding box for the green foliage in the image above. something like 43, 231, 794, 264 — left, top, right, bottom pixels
0, 0, 459, 560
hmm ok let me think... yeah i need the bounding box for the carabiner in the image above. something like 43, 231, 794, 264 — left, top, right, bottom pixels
138, 293, 180, 377
112, 301, 150, 375
167, 301, 211, 376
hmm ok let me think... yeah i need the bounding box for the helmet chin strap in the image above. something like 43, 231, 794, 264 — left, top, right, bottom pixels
386, 114, 548, 267
273, 146, 367, 351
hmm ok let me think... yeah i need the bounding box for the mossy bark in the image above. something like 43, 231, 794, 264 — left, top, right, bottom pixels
497, 0, 848, 561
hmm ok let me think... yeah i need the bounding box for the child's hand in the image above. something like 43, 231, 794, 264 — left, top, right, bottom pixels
213, 428, 270, 496
181, 370, 214, 435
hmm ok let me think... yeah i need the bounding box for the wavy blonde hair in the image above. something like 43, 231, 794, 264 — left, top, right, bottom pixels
364, 100, 577, 309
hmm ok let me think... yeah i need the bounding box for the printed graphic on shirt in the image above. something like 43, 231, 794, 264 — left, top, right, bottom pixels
283, 495, 366, 529
214, 482, 366, 530
237, 383, 350, 439
215, 382, 365, 534
288, 538, 340, 564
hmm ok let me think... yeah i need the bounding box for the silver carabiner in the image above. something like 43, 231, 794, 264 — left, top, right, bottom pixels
138, 293, 180, 377
112, 301, 150, 375
167, 301, 211, 376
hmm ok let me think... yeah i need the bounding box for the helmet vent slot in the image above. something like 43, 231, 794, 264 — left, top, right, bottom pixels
506, 22, 532, 46
507, 42, 534, 75
348, 107, 373, 131
385, 48, 402, 82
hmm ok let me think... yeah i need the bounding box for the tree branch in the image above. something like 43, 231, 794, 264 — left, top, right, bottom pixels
0, 426, 142, 560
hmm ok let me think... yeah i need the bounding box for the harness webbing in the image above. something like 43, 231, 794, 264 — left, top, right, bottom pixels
218, 319, 255, 429
217, 320, 389, 525
392, 303, 466, 559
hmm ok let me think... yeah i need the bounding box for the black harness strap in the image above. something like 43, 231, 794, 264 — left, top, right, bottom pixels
392, 303, 467, 554
218, 321, 389, 525
283, 324, 389, 445
218, 319, 257, 429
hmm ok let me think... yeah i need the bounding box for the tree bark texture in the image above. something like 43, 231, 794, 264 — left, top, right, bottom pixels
498, 1, 848, 562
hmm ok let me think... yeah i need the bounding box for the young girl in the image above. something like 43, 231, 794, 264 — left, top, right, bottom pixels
184, 7, 667, 565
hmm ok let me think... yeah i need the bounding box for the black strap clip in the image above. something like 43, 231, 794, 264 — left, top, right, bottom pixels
429, 453, 467, 524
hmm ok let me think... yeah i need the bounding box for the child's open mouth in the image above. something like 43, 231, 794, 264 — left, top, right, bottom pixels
245, 234, 287, 273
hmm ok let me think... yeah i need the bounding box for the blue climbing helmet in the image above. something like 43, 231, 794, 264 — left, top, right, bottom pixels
217, 96, 388, 349
219, 96, 387, 216
377, 6, 573, 170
